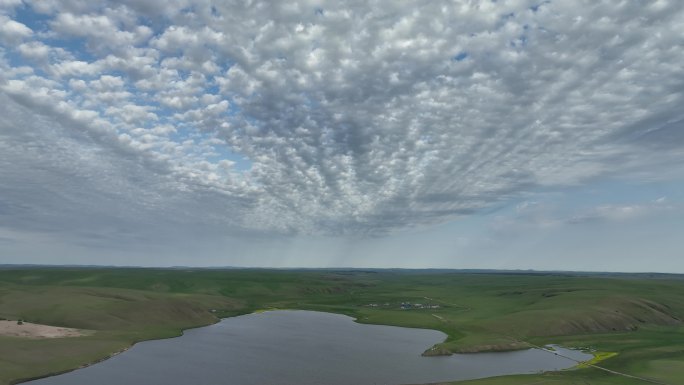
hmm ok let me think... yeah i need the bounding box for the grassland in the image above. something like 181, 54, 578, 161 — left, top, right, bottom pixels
0, 267, 682, 385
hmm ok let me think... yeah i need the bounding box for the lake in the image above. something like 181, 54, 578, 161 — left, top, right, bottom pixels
27, 310, 591, 385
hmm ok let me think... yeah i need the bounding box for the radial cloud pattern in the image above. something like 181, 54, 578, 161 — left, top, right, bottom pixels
1, 1, 683, 264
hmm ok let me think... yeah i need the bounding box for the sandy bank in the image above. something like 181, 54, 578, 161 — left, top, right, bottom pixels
0, 320, 90, 339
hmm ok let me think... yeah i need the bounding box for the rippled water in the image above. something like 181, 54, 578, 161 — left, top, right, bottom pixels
28, 310, 591, 385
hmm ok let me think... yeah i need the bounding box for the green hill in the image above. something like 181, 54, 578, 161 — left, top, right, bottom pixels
0, 268, 682, 385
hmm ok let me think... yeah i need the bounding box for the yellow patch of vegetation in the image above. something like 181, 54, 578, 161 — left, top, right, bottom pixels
577, 351, 618, 367
253, 307, 282, 313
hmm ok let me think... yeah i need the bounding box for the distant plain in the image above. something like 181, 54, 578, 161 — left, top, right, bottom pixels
0, 268, 682, 385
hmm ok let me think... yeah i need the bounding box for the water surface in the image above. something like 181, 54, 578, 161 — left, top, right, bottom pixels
28, 310, 590, 385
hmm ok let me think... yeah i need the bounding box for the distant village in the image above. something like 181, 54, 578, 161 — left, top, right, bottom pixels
362, 302, 441, 310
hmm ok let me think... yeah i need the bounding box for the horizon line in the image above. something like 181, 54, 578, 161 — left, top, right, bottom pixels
0, 264, 682, 276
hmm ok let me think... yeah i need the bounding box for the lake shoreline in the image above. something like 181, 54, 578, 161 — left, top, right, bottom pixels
10, 316, 225, 385
16, 310, 594, 385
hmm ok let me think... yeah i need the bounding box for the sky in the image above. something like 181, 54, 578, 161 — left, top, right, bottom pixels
0, 0, 683, 272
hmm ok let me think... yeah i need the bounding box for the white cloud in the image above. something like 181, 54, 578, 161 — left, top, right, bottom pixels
568, 199, 675, 224
50, 59, 102, 77
50, 11, 153, 54
1, 0, 683, 252
0, 0, 23, 9
105, 104, 158, 125
491, 196, 678, 236
0, 15, 32, 44
17, 41, 51, 63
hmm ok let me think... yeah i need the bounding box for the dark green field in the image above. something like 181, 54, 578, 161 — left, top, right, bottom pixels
0, 268, 682, 385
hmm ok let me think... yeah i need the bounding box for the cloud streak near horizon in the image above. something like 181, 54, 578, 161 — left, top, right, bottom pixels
1, 1, 683, 267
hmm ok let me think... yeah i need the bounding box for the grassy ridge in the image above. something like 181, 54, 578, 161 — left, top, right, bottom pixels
0, 268, 682, 384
